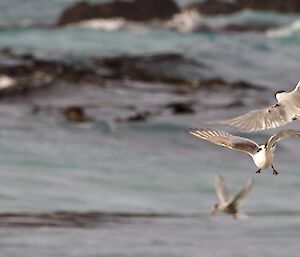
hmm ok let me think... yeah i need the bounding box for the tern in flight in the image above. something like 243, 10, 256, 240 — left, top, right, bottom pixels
189, 128, 300, 175
211, 175, 253, 219
209, 80, 300, 132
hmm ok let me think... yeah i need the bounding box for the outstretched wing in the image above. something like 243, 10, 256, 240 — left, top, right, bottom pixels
189, 128, 259, 156
215, 175, 230, 203
208, 104, 294, 132
228, 178, 254, 208
291, 80, 300, 96
266, 129, 300, 150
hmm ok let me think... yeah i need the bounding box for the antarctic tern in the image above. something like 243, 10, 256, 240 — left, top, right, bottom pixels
209, 80, 300, 132
189, 128, 300, 175
211, 175, 253, 219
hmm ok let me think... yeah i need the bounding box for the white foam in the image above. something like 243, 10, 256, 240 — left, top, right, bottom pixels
267, 19, 300, 38
0, 75, 15, 89
76, 18, 126, 31
165, 10, 204, 32
72, 18, 150, 34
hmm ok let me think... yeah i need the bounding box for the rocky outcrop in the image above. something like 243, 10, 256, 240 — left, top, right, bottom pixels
0, 49, 104, 96
57, 0, 180, 26
94, 53, 205, 85
236, 0, 300, 13
0, 49, 269, 125
185, 0, 300, 15
185, 0, 239, 15
0, 49, 266, 98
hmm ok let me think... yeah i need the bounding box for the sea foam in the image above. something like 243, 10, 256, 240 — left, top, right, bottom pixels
267, 19, 300, 38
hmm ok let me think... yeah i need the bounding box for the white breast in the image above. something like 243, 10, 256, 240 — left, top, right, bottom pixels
252, 148, 272, 169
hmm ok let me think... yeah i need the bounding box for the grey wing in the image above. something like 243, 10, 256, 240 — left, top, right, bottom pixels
228, 178, 254, 208
209, 104, 294, 132
215, 175, 230, 203
189, 128, 259, 156
266, 129, 300, 150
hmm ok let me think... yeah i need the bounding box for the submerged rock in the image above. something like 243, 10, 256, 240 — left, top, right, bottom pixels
63, 106, 93, 123
0, 211, 188, 228
57, 0, 180, 26
127, 111, 152, 122
94, 53, 205, 85
222, 22, 278, 32
114, 111, 153, 123
0, 51, 104, 96
0, 49, 269, 125
195, 78, 266, 92
166, 101, 196, 114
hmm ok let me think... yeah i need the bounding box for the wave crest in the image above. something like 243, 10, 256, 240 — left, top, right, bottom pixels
267, 19, 300, 38
76, 18, 127, 31
165, 10, 204, 32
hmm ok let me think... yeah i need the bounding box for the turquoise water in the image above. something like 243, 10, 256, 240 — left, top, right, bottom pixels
1, 1, 300, 256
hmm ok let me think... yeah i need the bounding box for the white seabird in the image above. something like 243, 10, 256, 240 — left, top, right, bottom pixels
189, 128, 300, 175
211, 175, 253, 219
209, 80, 300, 132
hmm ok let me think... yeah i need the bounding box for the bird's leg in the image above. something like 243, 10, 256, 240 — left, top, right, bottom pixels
271, 164, 278, 176
255, 169, 261, 174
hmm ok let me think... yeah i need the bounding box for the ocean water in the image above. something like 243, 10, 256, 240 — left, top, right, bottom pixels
1, 1, 300, 256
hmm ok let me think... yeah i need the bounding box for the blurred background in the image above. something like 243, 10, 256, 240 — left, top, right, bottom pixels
1, 0, 300, 256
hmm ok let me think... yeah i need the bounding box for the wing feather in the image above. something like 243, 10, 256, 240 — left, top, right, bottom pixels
215, 175, 230, 203
228, 178, 253, 208
189, 128, 259, 156
209, 104, 294, 132
266, 129, 300, 150
291, 80, 300, 95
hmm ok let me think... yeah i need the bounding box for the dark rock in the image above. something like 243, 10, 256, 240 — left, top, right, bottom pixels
114, 111, 152, 123
185, 0, 300, 15
63, 106, 93, 123
57, 0, 180, 26
184, 0, 239, 15
0, 51, 105, 96
222, 22, 277, 32
236, 0, 300, 13
94, 53, 205, 85
127, 111, 152, 121
0, 211, 188, 228
166, 101, 196, 114
193, 78, 266, 92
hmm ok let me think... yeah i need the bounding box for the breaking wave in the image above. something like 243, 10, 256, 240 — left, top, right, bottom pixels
165, 10, 204, 32
267, 19, 300, 38
68, 11, 205, 33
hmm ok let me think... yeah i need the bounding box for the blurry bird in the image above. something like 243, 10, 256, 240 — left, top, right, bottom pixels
209, 80, 300, 132
189, 128, 300, 175
211, 175, 253, 219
